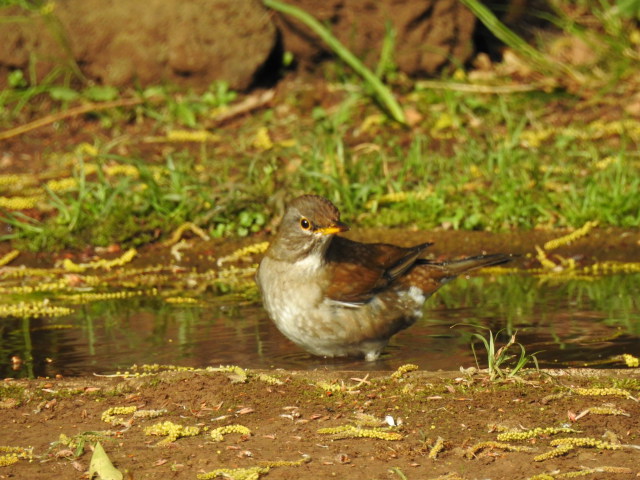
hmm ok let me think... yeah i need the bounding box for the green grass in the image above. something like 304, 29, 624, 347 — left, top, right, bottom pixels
2, 81, 639, 250
466, 327, 540, 380
1, 152, 265, 250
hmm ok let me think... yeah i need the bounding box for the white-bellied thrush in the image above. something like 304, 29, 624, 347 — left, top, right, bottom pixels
256, 195, 511, 361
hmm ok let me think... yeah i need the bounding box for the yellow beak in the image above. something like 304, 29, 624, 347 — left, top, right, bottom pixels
316, 221, 349, 235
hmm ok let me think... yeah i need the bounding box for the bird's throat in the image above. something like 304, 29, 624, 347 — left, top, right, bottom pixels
292, 250, 325, 273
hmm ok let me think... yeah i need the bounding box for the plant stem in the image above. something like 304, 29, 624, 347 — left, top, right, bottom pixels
262, 0, 406, 125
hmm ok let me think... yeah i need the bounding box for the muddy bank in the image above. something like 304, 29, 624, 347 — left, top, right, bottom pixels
1, 367, 638, 479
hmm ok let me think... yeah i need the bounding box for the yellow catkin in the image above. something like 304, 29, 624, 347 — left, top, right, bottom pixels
74, 142, 99, 156
103, 164, 140, 178
197, 457, 310, 480
535, 246, 558, 270
61, 289, 157, 304
429, 436, 445, 459
465, 441, 533, 458
595, 156, 617, 170
0, 173, 36, 188
622, 354, 639, 367
587, 467, 632, 474
0, 446, 33, 466
1, 280, 71, 295
317, 425, 402, 441
549, 437, 621, 450
164, 296, 199, 304
254, 373, 284, 385
253, 127, 273, 151
316, 381, 342, 393
216, 242, 269, 266
587, 407, 630, 416
0, 301, 73, 319
101, 406, 138, 424
45, 177, 78, 192
144, 421, 200, 445
543, 221, 598, 251
162, 222, 210, 246
60, 248, 137, 272
215, 265, 258, 292
133, 409, 167, 420
390, 364, 419, 379
534, 443, 574, 462
210, 425, 251, 442
166, 130, 218, 143
365, 189, 434, 208
520, 120, 640, 148
0, 250, 19, 267
0, 195, 44, 210
572, 387, 632, 398
197, 466, 268, 480
0, 455, 19, 467
497, 426, 577, 442
262, 456, 311, 468
478, 265, 519, 275
584, 261, 640, 275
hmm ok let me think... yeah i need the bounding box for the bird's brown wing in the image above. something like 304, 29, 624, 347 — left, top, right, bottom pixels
324, 236, 432, 303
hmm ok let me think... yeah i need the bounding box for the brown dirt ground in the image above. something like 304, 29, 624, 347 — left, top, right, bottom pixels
1, 368, 639, 479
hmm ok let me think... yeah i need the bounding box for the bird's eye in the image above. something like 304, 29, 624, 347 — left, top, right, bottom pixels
300, 218, 311, 230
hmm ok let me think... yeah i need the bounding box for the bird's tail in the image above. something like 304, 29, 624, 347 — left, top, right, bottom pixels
405, 253, 514, 295
439, 253, 514, 275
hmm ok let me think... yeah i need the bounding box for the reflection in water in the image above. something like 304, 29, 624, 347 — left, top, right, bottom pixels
2, 273, 639, 378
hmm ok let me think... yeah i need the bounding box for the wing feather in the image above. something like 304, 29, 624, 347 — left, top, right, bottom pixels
324, 237, 432, 303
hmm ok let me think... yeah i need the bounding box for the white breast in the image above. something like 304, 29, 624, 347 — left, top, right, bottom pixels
257, 254, 325, 342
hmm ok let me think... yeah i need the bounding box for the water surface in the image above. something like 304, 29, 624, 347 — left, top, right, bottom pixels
3, 272, 638, 378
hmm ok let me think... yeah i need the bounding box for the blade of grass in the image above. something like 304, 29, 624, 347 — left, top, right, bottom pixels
460, 0, 582, 83
375, 20, 397, 79
262, 0, 406, 125
0, 210, 43, 237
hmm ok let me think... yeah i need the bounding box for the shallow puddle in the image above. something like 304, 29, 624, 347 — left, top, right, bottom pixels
1, 228, 639, 378
2, 272, 639, 378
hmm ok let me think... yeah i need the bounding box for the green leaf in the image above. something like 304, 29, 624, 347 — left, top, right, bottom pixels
88, 442, 123, 480
175, 102, 197, 127
8, 69, 27, 88
283, 51, 295, 67
83, 86, 119, 102
142, 86, 165, 99
49, 86, 80, 102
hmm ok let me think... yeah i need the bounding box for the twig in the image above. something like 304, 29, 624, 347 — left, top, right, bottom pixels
210, 89, 275, 124
415, 80, 544, 94
0, 97, 147, 141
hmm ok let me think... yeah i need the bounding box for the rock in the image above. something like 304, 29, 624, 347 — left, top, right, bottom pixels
0, 0, 482, 89
0, 0, 277, 90
272, 0, 477, 76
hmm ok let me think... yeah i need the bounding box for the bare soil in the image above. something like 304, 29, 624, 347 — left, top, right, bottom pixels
1, 368, 639, 479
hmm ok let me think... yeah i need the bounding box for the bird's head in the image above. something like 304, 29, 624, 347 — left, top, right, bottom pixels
268, 195, 349, 263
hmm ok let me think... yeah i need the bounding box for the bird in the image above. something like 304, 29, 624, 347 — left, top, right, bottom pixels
256, 194, 512, 361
